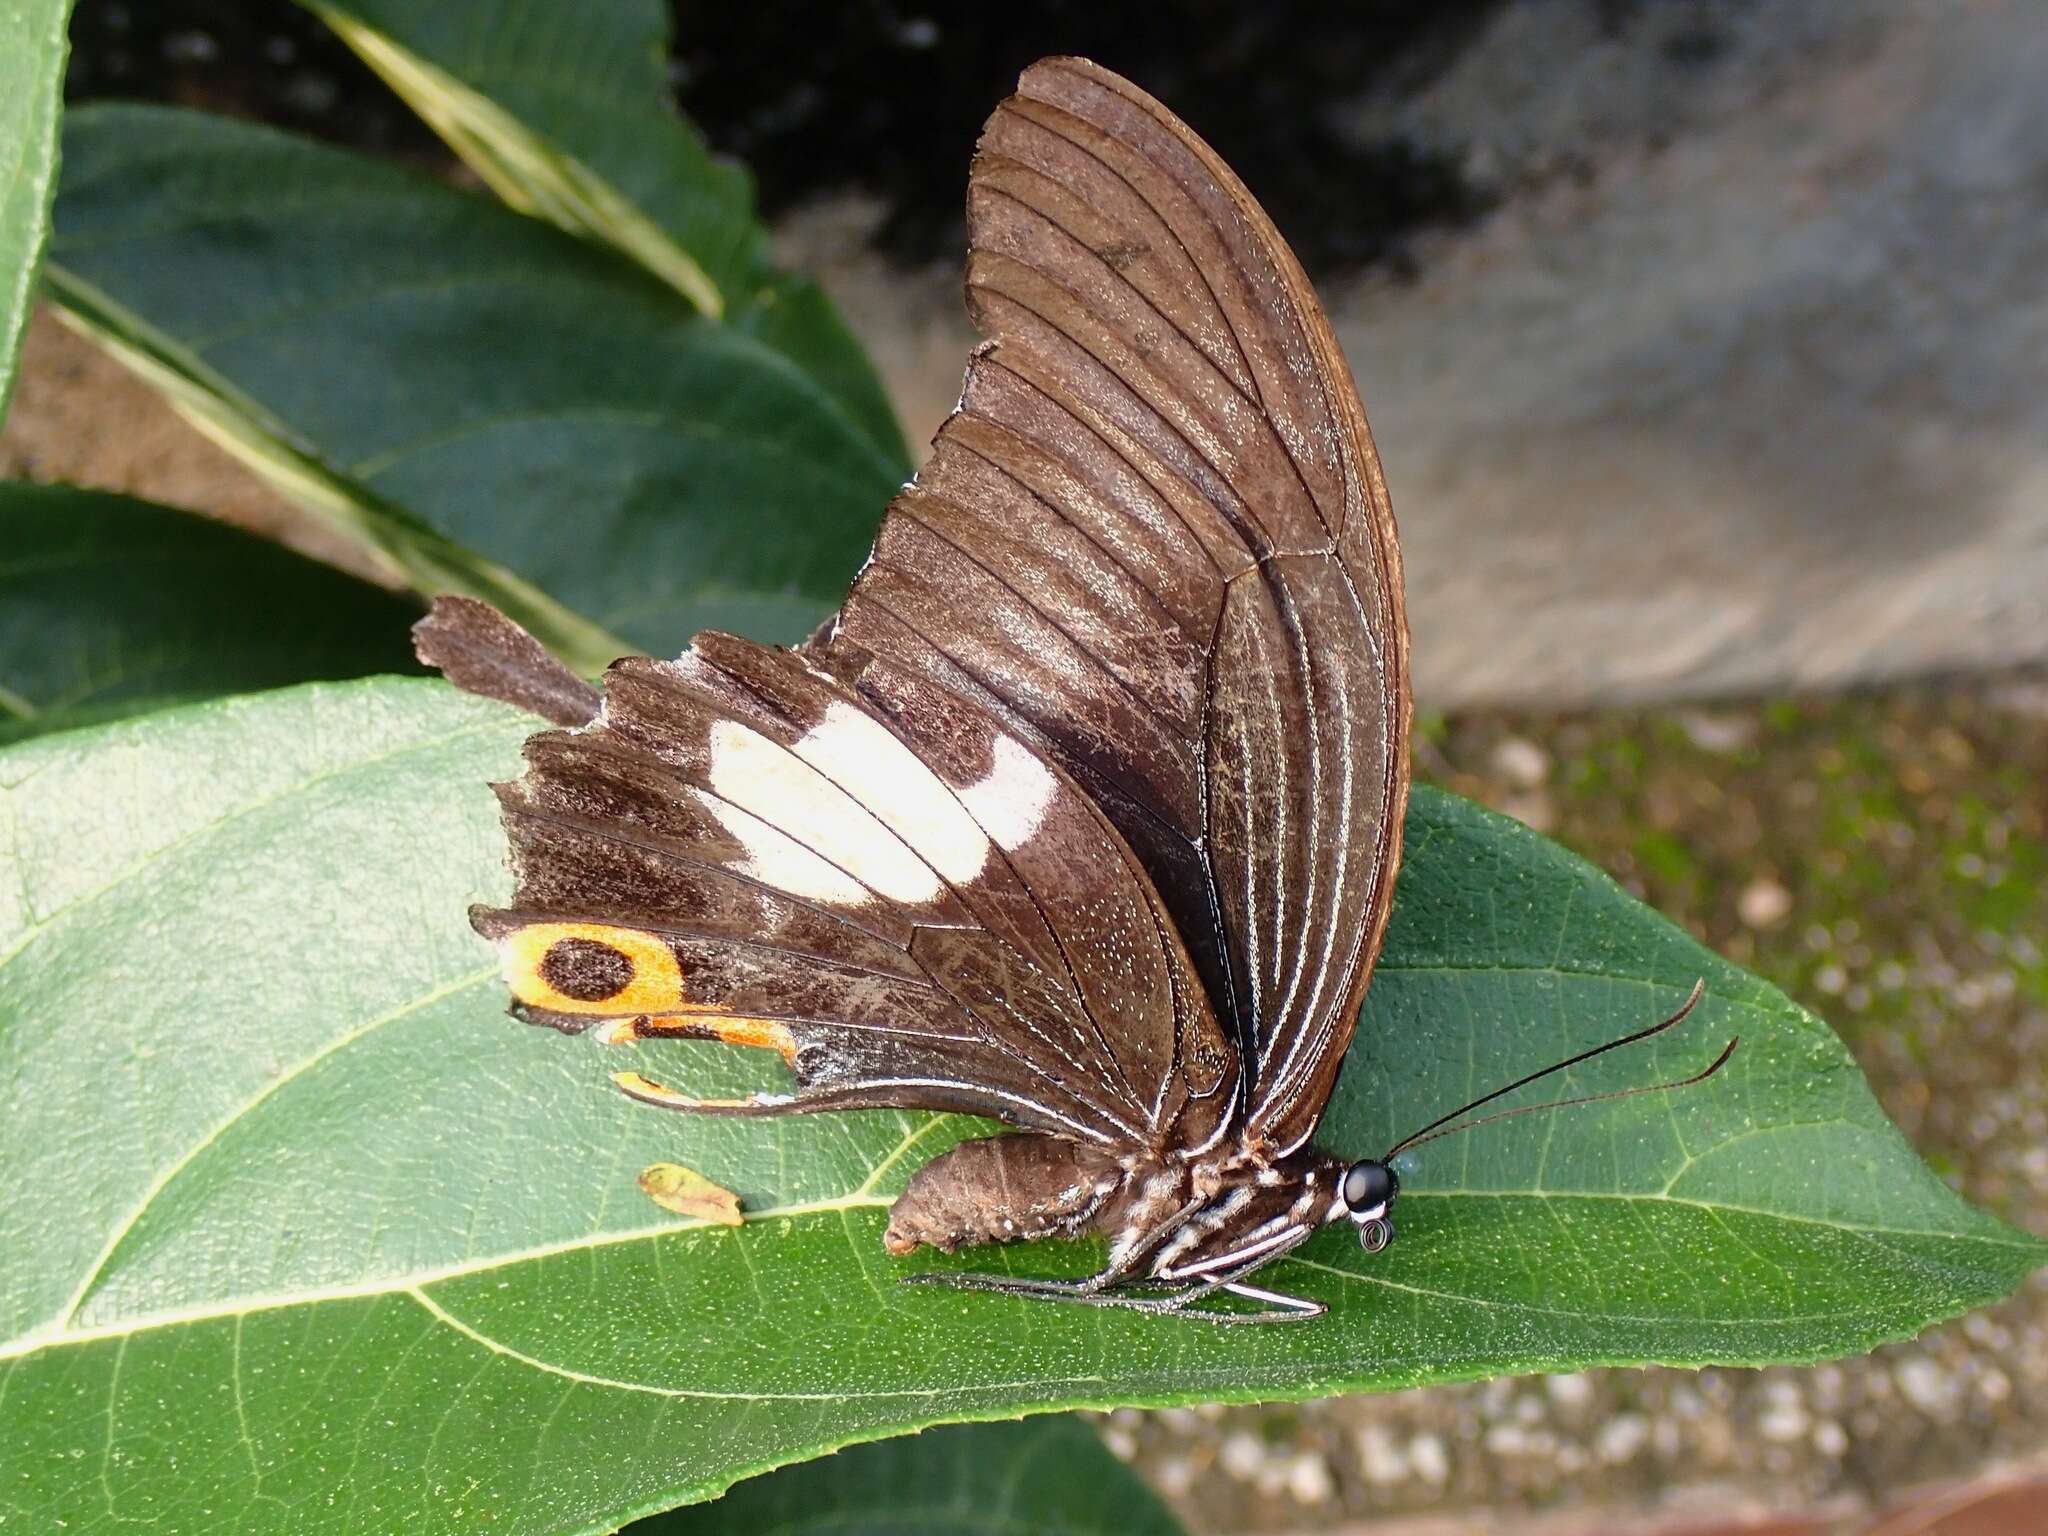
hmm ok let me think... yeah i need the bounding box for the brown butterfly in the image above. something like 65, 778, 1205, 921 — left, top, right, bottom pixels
420, 57, 1730, 1321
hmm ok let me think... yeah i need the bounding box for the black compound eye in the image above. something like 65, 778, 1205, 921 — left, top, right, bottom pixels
1341, 1160, 1394, 1212
1358, 1217, 1393, 1254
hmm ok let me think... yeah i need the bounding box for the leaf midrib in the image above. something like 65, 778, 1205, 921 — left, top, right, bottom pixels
58, 191, 904, 481
4, 1107, 963, 1363
6, 1176, 2028, 1367
50, 963, 497, 1333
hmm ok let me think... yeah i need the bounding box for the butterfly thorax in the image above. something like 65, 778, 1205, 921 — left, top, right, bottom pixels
1134, 1146, 1347, 1282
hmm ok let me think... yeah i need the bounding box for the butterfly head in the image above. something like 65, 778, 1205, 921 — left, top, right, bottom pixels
1338, 1158, 1398, 1253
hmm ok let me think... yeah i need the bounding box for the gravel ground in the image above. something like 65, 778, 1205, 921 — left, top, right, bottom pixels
1099, 683, 2048, 1532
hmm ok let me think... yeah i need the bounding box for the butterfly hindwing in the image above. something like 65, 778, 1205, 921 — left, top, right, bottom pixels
477, 633, 1236, 1152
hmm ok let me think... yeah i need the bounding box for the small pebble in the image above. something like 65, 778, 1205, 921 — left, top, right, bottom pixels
1484, 1423, 1529, 1457
1652, 1417, 1683, 1460
1811, 1365, 1846, 1410
1895, 1357, 1954, 1418
1154, 1455, 1197, 1498
1408, 1431, 1450, 1487
1759, 1401, 1810, 1443
164, 28, 221, 63
1545, 1372, 1594, 1410
1738, 875, 1793, 928
1812, 1420, 1849, 1457
1500, 788, 1559, 833
1287, 1451, 1334, 1504
1492, 735, 1551, 788
1596, 1414, 1650, 1463
1677, 710, 1757, 753
1220, 1431, 1264, 1481
1356, 1423, 1408, 1487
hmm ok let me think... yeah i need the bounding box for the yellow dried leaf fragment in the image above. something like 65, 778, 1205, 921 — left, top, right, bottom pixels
637, 1162, 744, 1226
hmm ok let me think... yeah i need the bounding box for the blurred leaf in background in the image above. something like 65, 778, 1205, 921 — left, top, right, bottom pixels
0, 0, 74, 422
638, 1417, 1188, 1535
43, 0, 909, 674
305, 0, 907, 464
0, 483, 419, 740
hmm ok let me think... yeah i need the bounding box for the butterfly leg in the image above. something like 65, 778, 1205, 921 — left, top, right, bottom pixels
1201, 1282, 1327, 1322
1130, 1272, 1326, 1324
902, 1268, 1212, 1314
902, 1266, 1323, 1322
904, 1203, 1324, 1322
1141, 1223, 1328, 1322
902, 1269, 1152, 1299
1134, 1249, 1328, 1323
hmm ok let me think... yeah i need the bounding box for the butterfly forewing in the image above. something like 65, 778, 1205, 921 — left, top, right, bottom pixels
824, 57, 1409, 1152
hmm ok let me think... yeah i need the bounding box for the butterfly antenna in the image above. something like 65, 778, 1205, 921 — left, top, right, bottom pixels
1382, 979, 1733, 1161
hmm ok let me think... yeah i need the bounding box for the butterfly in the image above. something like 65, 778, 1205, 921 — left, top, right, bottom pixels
419, 56, 1731, 1322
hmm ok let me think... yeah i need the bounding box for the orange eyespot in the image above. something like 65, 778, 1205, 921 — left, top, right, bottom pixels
500, 922, 684, 1016
500, 923, 798, 1063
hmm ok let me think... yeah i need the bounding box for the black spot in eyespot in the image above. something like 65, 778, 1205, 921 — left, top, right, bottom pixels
539, 937, 635, 1002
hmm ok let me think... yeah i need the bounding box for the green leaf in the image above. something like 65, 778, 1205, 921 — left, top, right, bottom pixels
634, 1417, 1184, 1536
301, 0, 907, 469
0, 482, 422, 741
46, 105, 905, 667
2, 680, 2036, 1532
309, 0, 751, 315
0, 0, 73, 425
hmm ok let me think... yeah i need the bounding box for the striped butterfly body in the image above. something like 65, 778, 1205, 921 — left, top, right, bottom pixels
421, 58, 1722, 1321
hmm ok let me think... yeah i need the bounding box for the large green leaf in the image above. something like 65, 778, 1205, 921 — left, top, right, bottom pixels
0, 482, 421, 740
639, 1417, 1184, 1536
2, 681, 2036, 1532
303, 0, 907, 469
45, 106, 905, 669
0, 0, 72, 424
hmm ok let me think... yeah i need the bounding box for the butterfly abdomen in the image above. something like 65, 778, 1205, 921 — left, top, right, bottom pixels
883, 1132, 1128, 1256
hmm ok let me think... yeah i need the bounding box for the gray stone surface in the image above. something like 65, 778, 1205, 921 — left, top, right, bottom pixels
782, 0, 2048, 708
